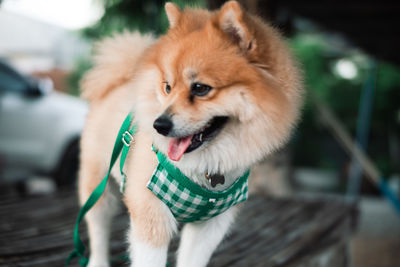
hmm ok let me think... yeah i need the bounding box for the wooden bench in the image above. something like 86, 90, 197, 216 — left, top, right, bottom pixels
0, 188, 356, 266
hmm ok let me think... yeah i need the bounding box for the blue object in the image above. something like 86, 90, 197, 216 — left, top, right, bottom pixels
347, 61, 376, 199
379, 179, 400, 215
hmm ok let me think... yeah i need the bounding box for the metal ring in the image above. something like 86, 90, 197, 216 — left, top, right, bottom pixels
122, 131, 133, 147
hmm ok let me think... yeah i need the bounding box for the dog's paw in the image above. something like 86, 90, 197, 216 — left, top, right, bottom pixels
87, 259, 110, 267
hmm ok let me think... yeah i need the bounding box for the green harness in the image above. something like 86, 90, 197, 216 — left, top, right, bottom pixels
149, 151, 249, 223
66, 112, 250, 266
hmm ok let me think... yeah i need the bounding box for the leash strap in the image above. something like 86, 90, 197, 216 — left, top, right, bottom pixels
120, 129, 135, 193
66, 112, 135, 267
66, 111, 249, 266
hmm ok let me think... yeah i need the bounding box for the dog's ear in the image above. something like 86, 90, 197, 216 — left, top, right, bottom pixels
165, 2, 181, 28
218, 1, 255, 52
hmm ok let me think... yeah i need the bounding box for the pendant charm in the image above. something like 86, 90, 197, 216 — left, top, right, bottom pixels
205, 173, 225, 188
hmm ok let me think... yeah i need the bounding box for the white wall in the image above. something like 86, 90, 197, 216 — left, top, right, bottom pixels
0, 10, 88, 73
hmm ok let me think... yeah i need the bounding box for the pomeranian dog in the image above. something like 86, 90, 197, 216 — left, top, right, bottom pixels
78, 1, 303, 266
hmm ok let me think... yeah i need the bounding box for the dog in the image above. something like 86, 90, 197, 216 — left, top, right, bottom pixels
78, 1, 303, 266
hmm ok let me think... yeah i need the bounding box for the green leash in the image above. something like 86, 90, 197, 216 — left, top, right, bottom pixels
66, 112, 248, 266
66, 112, 135, 267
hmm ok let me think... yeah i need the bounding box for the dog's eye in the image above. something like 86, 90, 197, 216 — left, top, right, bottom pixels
164, 83, 171, 94
191, 83, 212, 96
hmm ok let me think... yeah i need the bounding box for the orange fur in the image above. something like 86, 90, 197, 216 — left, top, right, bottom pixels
79, 0, 303, 257
123, 131, 176, 246
81, 33, 155, 102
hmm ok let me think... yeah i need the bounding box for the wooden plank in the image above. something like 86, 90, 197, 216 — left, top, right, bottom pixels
0, 188, 356, 266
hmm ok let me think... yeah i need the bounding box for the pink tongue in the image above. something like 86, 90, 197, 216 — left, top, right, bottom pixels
167, 136, 193, 161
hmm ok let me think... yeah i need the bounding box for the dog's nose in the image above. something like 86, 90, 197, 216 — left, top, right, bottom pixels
153, 115, 173, 136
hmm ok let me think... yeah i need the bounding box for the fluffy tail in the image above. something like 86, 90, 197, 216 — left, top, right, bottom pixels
81, 32, 155, 102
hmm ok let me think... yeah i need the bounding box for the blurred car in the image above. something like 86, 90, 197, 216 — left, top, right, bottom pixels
0, 60, 88, 187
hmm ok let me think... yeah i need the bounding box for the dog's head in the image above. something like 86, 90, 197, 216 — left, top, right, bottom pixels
136, 1, 303, 174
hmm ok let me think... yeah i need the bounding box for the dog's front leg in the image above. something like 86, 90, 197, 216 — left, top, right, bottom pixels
80, 172, 120, 267
176, 207, 237, 267
127, 203, 176, 267
125, 184, 177, 267
128, 226, 168, 267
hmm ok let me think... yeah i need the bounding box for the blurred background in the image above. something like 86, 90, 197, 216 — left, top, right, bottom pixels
0, 0, 399, 267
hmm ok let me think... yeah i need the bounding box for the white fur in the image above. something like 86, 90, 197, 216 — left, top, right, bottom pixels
127, 203, 177, 267
177, 207, 236, 267
86, 186, 120, 267
131, 238, 168, 267
128, 221, 169, 267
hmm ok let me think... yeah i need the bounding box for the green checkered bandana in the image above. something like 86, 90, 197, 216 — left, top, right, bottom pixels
147, 151, 250, 223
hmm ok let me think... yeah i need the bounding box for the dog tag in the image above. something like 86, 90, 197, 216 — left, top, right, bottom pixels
205, 173, 225, 188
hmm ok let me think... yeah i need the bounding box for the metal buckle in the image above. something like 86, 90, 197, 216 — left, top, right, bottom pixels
122, 131, 133, 147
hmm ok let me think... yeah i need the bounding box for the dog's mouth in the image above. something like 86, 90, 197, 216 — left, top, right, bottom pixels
167, 116, 229, 161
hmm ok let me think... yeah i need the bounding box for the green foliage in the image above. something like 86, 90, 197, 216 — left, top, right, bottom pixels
83, 0, 205, 40
290, 33, 400, 176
